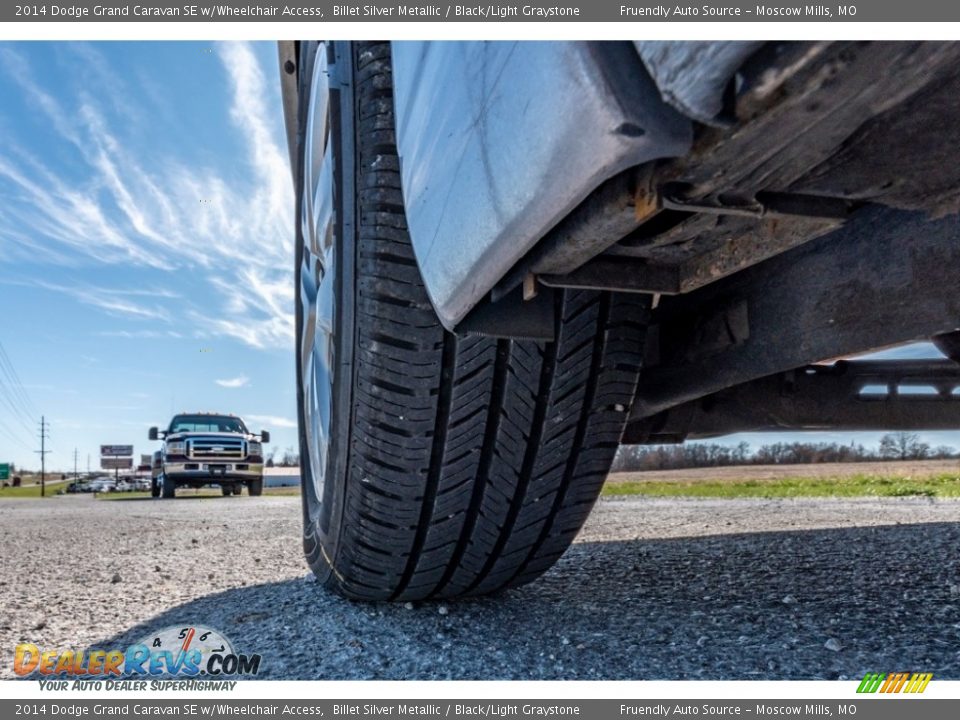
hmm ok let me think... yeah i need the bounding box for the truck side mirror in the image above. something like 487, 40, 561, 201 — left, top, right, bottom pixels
260, 430, 270, 443
149, 427, 158, 441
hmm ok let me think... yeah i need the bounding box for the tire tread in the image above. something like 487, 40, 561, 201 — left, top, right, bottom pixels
317, 41, 647, 600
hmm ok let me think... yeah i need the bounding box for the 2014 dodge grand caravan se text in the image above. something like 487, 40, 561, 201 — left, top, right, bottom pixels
148, 413, 270, 499
279, 40, 960, 600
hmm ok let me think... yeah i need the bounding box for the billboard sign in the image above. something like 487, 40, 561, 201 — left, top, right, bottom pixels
0, 463, 9, 481
100, 445, 134, 457
101, 457, 133, 470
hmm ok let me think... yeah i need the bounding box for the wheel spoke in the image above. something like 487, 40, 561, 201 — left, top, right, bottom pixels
299, 43, 336, 515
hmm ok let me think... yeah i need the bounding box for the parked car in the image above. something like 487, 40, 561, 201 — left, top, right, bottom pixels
87, 478, 116, 493
280, 40, 960, 600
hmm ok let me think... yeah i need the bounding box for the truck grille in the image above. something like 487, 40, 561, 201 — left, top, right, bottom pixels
187, 438, 245, 460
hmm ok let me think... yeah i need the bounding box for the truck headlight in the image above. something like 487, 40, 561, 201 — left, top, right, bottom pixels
248, 441, 262, 456
166, 441, 186, 455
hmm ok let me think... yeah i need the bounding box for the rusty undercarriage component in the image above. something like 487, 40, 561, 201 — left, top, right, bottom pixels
503, 41, 960, 300
469, 42, 960, 443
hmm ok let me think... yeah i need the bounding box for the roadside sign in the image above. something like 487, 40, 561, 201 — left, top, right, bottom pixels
0, 463, 9, 480
100, 445, 134, 457
141, 454, 152, 467
101, 457, 133, 470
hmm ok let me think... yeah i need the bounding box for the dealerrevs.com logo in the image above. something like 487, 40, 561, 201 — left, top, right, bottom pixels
14, 625, 261, 681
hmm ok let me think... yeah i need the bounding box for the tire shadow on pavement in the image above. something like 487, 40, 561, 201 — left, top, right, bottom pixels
88, 521, 960, 681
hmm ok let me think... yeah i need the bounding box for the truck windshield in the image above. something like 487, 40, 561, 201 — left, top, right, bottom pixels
168, 415, 248, 434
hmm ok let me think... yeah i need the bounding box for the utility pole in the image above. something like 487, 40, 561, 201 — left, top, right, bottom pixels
36, 416, 50, 497
74, 448, 79, 483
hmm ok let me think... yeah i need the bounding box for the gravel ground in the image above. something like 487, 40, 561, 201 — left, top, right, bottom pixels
1, 493, 959, 680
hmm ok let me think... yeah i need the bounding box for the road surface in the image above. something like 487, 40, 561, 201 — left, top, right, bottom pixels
1, 493, 958, 679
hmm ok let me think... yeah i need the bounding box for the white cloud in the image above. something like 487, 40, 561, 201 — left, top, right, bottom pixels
97, 330, 184, 339
0, 42, 295, 350
215, 376, 250, 388
244, 414, 297, 429
1, 279, 173, 323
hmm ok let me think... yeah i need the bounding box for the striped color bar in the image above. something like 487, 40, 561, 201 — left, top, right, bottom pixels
856, 673, 884, 693
904, 673, 934, 693
857, 672, 932, 694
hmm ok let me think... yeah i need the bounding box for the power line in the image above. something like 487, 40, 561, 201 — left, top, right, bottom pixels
0, 345, 38, 430
0, 343, 41, 466
0, 375, 36, 426
0, 382, 35, 439
0, 416, 33, 452
0, 342, 39, 420
0, 368, 37, 442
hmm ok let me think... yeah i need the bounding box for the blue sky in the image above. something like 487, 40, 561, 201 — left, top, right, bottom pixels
0, 41, 957, 474
0, 42, 297, 472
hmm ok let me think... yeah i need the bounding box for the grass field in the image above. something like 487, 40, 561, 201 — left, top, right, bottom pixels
603, 459, 960, 498
0, 479, 70, 498
12, 460, 960, 500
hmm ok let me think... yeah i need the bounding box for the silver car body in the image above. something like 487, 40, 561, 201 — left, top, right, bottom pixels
390, 41, 753, 330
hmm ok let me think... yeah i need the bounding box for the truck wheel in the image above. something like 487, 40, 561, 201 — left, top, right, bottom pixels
248, 478, 263, 497
221, 484, 233, 497
295, 41, 647, 601
151, 478, 160, 498
161, 474, 176, 499
232, 483, 243, 495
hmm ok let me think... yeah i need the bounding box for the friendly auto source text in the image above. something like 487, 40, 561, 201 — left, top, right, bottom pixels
620, 5, 847, 17
622, 706, 843, 717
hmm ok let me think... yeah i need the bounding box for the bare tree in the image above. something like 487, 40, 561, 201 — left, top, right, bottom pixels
879, 432, 930, 460
930, 445, 957, 459
280, 446, 300, 467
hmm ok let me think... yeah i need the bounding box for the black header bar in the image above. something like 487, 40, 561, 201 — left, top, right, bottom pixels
2, 1, 956, 23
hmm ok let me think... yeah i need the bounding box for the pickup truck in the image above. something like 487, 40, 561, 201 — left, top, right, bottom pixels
148, 413, 270, 498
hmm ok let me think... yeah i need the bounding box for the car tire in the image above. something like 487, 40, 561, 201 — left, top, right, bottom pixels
232, 483, 243, 496
248, 478, 263, 497
295, 41, 648, 601
221, 484, 232, 497
161, 474, 176, 499
151, 478, 160, 498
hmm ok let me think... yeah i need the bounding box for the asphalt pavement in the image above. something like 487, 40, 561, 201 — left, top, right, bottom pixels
1, 492, 959, 679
